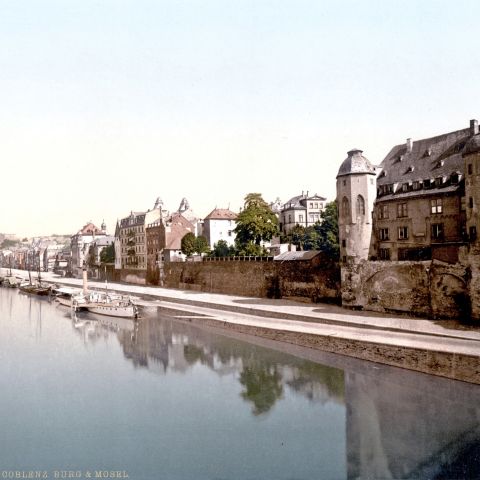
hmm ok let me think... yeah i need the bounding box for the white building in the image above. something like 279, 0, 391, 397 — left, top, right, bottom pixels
70, 221, 107, 278
203, 208, 238, 249
280, 192, 327, 234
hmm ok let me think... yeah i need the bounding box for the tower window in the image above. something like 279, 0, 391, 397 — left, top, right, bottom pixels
342, 197, 349, 218
356, 195, 365, 216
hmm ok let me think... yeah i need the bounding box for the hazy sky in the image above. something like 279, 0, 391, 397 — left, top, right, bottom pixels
1, 0, 479, 237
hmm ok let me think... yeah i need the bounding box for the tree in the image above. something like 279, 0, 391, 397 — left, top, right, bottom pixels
1, 239, 17, 249
314, 201, 339, 259
194, 236, 210, 255
211, 240, 235, 257
234, 193, 278, 254
100, 243, 115, 264
181, 232, 197, 257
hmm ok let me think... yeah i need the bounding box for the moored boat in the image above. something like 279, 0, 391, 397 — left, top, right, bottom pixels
72, 291, 139, 318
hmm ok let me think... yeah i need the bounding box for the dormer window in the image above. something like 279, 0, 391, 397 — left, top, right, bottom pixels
379, 170, 387, 178
451, 173, 460, 184
423, 148, 432, 157
435, 177, 444, 187
435, 160, 444, 168
413, 180, 421, 190
402, 183, 409, 192
393, 155, 403, 164
424, 179, 431, 188
405, 166, 414, 174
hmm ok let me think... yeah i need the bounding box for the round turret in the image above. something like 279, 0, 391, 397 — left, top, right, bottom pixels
337, 149, 375, 177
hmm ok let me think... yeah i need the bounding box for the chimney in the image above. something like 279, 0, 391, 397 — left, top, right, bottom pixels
470, 119, 479, 136
406, 138, 413, 153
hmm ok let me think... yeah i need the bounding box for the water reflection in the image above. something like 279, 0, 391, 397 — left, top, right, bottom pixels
1, 287, 479, 479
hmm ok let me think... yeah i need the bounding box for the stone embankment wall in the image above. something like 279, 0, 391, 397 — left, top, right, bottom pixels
341, 259, 471, 319
119, 268, 147, 285
162, 256, 340, 302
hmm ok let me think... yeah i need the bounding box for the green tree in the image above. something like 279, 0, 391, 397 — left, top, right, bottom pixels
194, 235, 210, 255
100, 243, 115, 264
234, 193, 278, 254
181, 232, 197, 257
314, 201, 339, 259
211, 240, 235, 257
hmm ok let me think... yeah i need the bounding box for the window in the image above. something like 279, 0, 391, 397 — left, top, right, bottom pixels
398, 226, 409, 240
435, 177, 444, 187
379, 248, 391, 260
397, 203, 408, 218
431, 198, 443, 214
378, 205, 389, 219
356, 195, 365, 215
342, 197, 349, 218
299, 215, 304, 222
342, 239, 346, 248
309, 203, 313, 208
379, 228, 389, 241
431, 223, 444, 240
469, 197, 474, 209
314, 203, 318, 208
451, 173, 459, 184
468, 164, 473, 175
413, 181, 421, 190
470, 226, 477, 241
288, 214, 292, 223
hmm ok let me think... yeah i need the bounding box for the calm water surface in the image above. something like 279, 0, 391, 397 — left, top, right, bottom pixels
0, 288, 479, 480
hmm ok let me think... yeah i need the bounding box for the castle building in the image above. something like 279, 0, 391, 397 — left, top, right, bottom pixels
371, 119, 480, 263
279, 192, 327, 234
336, 149, 377, 264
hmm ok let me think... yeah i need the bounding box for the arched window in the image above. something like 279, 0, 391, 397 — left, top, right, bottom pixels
356, 195, 365, 216
342, 197, 349, 217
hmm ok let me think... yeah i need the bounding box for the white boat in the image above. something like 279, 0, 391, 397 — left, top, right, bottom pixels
73, 291, 139, 319
53, 287, 84, 307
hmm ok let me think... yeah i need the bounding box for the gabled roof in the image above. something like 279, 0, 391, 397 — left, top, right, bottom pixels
76, 222, 103, 235
205, 208, 238, 220
165, 213, 194, 250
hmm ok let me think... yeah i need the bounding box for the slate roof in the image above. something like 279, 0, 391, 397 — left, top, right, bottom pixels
337, 149, 376, 177
376, 127, 472, 202
282, 193, 327, 211
205, 208, 238, 220
119, 212, 146, 228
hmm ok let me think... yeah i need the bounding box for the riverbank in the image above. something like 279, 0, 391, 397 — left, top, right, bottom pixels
9, 269, 480, 384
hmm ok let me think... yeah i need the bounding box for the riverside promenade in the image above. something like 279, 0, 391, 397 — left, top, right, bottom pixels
14, 269, 480, 384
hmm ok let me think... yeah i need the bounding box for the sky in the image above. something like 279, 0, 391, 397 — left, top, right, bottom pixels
1, 0, 479, 237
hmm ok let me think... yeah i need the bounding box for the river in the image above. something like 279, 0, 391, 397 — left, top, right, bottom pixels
0, 288, 479, 480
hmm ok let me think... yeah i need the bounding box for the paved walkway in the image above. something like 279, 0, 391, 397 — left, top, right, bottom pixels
6, 269, 480, 357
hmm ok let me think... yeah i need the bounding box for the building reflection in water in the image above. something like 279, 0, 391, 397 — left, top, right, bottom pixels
69, 305, 480, 479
